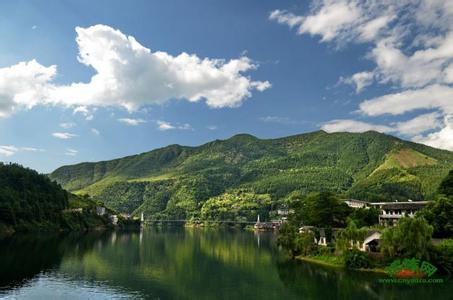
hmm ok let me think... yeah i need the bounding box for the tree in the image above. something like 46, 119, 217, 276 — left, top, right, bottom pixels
335, 221, 367, 254
417, 195, 453, 238
439, 170, 453, 197
380, 217, 433, 260
277, 223, 298, 258
348, 207, 379, 228
296, 192, 352, 228
294, 231, 317, 256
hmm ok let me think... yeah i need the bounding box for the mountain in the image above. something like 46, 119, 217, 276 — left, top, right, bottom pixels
0, 163, 113, 236
49, 131, 453, 220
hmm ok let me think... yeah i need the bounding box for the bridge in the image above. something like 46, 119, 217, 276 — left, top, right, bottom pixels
143, 219, 257, 224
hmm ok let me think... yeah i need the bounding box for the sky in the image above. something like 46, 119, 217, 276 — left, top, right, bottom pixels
1, 0, 453, 173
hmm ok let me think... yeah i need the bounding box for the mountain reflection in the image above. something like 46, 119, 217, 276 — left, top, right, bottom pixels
1, 228, 452, 299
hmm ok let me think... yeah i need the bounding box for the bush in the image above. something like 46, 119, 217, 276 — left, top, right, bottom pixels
294, 231, 317, 256
343, 249, 371, 269
430, 239, 453, 274
380, 217, 433, 260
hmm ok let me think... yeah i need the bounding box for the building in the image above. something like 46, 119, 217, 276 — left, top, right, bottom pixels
370, 201, 429, 226
343, 199, 369, 209
360, 230, 381, 252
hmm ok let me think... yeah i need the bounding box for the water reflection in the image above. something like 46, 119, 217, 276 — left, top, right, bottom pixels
0, 228, 452, 299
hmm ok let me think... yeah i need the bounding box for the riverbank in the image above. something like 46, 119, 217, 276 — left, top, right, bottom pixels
297, 255, 386, 274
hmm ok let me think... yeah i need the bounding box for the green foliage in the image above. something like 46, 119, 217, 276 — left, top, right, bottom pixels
295, 192, 352, 228
417, 195, 453, 238
348, 207, 379, 228
430, 239, 453, 274
48, 131, 453, 220
0, 163, 68, 233
200, 189, 272, 221
277, 223, 298, 258
380, 217, 433, 260
294, 231, 318, 256
335, 221, 368, 253
438, 169, 453, 196
343, 249, 371, 269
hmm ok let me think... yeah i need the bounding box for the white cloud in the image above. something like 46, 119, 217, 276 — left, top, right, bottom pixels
60, 122, 76, 129
91, 128, 100, 136
0, 60, 56, 117
359, 85, 453, 116
52, 132, 78, 139
65, 148, 78, 156
0, 145, 18, 156
413, 116, 453, 151
341, 71, 374, 93
32, 25, 37, 30
117, 118, 146, 126
259, 116, 300, 125
157, 120, 192, 131
0, 145, 45, 156
322, 113, 442, 136
73, 106, 94, 120
0, 25, 270, 118
206, 125, 218, 130
273, 1, 453, 149
321, 119, 394, 133
394, 112, 442, 135
20, 147, 45, 152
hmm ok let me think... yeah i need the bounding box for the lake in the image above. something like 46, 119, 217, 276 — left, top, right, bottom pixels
0, 228, 451, 299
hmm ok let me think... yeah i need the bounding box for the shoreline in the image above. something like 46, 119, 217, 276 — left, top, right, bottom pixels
297, 256, 387, 274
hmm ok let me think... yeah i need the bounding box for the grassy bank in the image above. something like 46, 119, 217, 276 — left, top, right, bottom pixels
297, 255, 386, 274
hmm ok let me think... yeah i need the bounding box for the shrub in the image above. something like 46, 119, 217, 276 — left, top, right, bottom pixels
343, 249, 371, 269
294, 231, 317, 256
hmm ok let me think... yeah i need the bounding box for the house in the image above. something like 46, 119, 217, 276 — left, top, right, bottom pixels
370, 201, 429, 226
360, 230, 381, 252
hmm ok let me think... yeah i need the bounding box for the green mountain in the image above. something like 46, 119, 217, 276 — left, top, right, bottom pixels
0, 163, 112, 236
49, 131, 453, 220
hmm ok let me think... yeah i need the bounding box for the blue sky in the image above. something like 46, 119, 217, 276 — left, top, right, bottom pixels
1, 0, 453, 173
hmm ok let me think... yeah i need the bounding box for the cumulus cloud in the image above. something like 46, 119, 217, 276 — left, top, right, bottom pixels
156, 120, 192, 131
413, 116, 453, 151
52, 132, 78, 139
272, 0, 453, 150
340, 71, 375, 93
117, 118, 146, 126
0, 25, 270, 118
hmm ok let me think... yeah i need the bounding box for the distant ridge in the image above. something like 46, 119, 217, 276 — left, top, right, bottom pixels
49, 131, 453, 219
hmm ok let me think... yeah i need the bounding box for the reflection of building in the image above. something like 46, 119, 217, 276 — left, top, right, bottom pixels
110, 215, 118, 225
96, 206, 106, 216
370, 201, 429, 226
254, 215, 280, 231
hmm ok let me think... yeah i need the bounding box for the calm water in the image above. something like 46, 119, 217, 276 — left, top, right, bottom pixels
0, 228, 452, 299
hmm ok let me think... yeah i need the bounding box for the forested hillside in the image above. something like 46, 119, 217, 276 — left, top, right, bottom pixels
0, 163, 111, 236
49, 131, 453, 221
